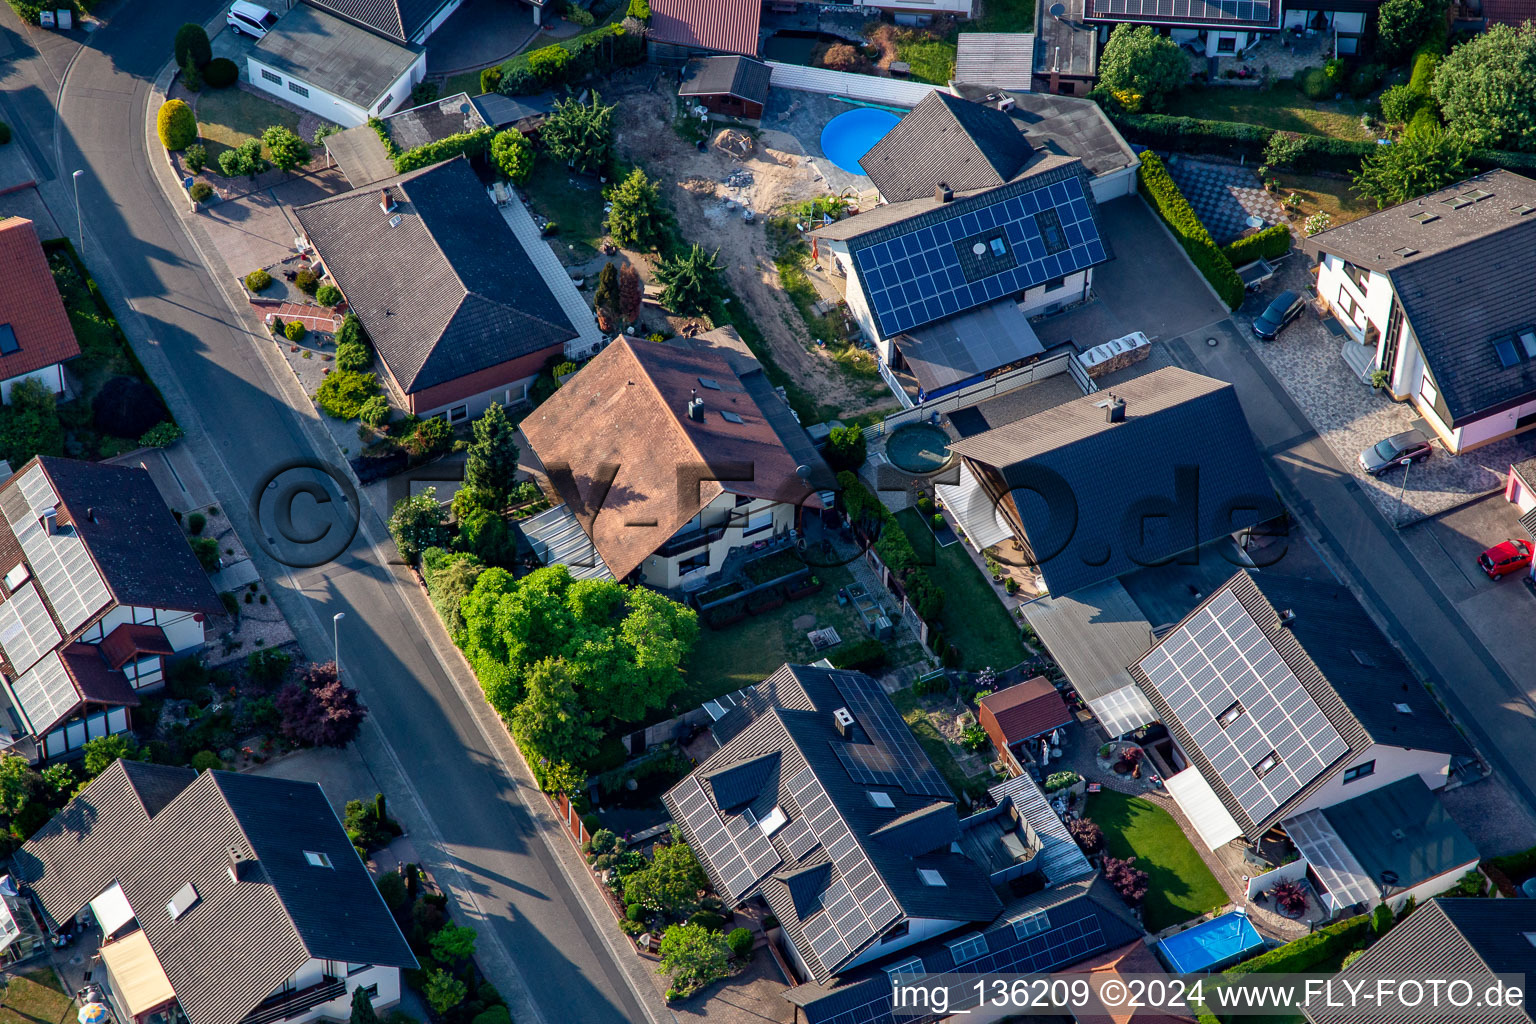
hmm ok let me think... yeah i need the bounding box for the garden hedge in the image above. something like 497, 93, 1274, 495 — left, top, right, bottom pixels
203, 57, 239, 89
491, 23, 644, 95
1225, 914, 1371, 976
830, 638, 887, 672
1137, 153, 1244, 309
1222, 224, 1291, 266
394, 126, 493, 173
837, 471, 945, 622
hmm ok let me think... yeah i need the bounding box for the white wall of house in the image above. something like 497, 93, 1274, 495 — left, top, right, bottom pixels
1018, 268, 1090, 316
74, 606, 206, 653
372, 59, 427, 117
0, 364, 65, 403
1284, 744, 1452, 820
1317, 254, 1393, 351
843, 917, 963, 971
245, 52, 426, 128
277, 963, 402, 1024
1381, 860, 1482, 914
41, 706, 130, 760
1201, 30, 1258, 57
411, 0, 463, 43
782, 933, 815, 983
640, 494, 797, 590
1089, 162, 1139, 203
1456, 395, 1536, 450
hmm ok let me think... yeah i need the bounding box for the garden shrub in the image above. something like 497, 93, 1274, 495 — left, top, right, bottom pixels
245, 268, 272, 292
139, 421, 184, 448
626, 903, 646, 922
1226, 915, 1370, 975
315, 371, 380, 419
294, 267, 319, 295
285, 320, 307, 342
1349, 63, 1382, 99
726, 927, 753, 959
1300, 66, 1333, 101
469, 1009, 510, 1024
157, 99, 197, 151
492, 25, 644, 95
688, 911, 725, 930
359, 395, 390, 428
187, 512, 206, 535
189, 182, 214, 203
184, 143, 207, 172
394, 127, 493, 174
1379, 83, 1420, 125
174, 23, 212, 70
316, 283, 343, 307
1137, 153, 1244, 309
203, 57, 238, 88
480, 66, 504, 94
190, 750, 223, 771
829, 638, 887, 672
335, 339, 371, 371
190, 536, 221, 570
1222, 223, 1291, 265
838, 472, 945, 620
92, 376, 168, 439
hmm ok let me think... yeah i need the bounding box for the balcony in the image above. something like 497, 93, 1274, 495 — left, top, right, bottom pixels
239, 978, 346, 1024
653, 525, 727, 559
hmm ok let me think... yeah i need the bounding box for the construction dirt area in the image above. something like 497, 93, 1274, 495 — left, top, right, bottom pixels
612, 89, 896, 422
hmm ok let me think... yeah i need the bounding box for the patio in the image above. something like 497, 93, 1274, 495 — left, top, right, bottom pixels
1165, 156, 1285, 246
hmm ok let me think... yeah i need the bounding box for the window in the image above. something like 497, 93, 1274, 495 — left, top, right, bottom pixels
288, 82, 310, 98
868, 791, 894, 808
0, 327, 18, 356
1522, 331, 1536, 359
1218, 701, 1244, 728
1342, 261, 1369, 293
1418, 373, 1438, 407
304, 850, 334, 868
1043, 276, 1066, 292
1495, 338, 1521, 368
360, 985, 379, 1001
734, 493, 754, 507
1351, 650, 1377, 668
988, 237, 1007, 258
947, 932, 988, 964
677, 550, 709, 574
1337, 285, 1362, 325
167, 882, 199, 920
505, 383, 527, 404
880, 921, 911, 944
697, 377, 722, 390
1012, 909, 1050, 939
1342, 760, 1375, 783
1216, 35, 1237, 53
720, 410, 744, 423
918, 868, 946, 887
1253, 751, 1280, 779
757, 806, 788, 837
346, 964, 367, 976
883, 956, 922, 976
1394, 702, 1413, 714
1034, 208, 1067, 255
261, 69, 282, 85
378, 93, 393, 111
449, 404, 469, 422
743, 510, 772, 537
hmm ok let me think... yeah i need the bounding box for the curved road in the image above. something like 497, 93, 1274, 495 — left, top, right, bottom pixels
0, 4, 651, 1024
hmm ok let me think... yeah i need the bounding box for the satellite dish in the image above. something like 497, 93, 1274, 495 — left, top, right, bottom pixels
1050, 3, 1066, 15
459, 103, 471, 115
796, 464, 812, 479
972, 242, 987, 255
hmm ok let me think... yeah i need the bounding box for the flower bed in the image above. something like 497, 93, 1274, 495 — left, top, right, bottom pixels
742, 549, 809, 586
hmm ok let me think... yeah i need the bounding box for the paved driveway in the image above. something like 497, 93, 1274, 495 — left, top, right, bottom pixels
199, 169, 349, 281
426, 0, 539, 74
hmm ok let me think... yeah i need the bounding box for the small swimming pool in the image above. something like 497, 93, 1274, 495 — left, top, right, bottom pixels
1158, 912, 1265, 973
819, 107, 901, 176
885, 424, 952, 474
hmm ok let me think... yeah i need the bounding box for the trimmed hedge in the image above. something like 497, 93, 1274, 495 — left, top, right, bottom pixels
838, 472, 945, 622
492, 23, 644, 95
203, 57, 239, 89
1138, 153, 1244, 309
830, 638, 887, 672
1226, 915, 1371, 976
1222, 223, 1291, 265
394, 126, 493, 173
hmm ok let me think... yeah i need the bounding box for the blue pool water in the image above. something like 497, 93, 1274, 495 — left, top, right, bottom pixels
819, 107, 901, 176
1158, 912, 1265, 973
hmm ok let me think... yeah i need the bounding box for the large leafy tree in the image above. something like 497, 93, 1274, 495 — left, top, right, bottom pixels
623, 839, 708, 917
1098, 25, 1187, 111
1352, 123, 1470, 207
1433, 22, 1536, 151
262, 125, 311, 172
606, 168, 665, 249
0, 754, 40, 817
540, 92, 615, 174
490, 129, 534, 183
655, 244, 723, 315
510, 658, 602, 769
463, 403, 519, 503
1378, 0, 1447, 62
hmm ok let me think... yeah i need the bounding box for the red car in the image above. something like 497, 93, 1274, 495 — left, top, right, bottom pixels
1478, 538, 1534, 579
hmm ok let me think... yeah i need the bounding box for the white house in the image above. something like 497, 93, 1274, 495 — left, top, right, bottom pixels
0, 218, 81, 404
1308, 169, 1536, 454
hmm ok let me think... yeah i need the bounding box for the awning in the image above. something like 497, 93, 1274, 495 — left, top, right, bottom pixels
1521, 505, 1536, 540
936, 464, 1013, 551
1163, 767, 1244, 850
1085, 676, 1158, 740
90, 882, 136, 936
518, 503, 614, 581
99, 930, 176, 1018
1283, 808, 1376, 909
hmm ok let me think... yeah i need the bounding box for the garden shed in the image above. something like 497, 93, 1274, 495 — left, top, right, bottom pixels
677, 55, 771, 119
978, 676, 1072, 772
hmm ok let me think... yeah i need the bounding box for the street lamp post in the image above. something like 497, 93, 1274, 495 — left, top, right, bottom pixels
333, 611, 346, 676
1393, 456, 1414, 528
71, 170, 85, 258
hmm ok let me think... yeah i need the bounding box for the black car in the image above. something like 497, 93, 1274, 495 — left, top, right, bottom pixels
1252, 290, 1306, 340
1358, 429, 1434, 476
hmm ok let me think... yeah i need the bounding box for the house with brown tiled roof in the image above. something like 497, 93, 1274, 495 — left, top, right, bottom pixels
0, 218, 82, 403
647, 0, 760, 59
978, 676, 1074, 773
0, 457, 221, 762
518, 331, 825, 589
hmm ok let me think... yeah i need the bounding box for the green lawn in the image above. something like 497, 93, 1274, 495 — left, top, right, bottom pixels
895, 507, 1025, 671
521, 158, 607, 263
1165, 81, 1372, 141
1085, 789, 1227, 932
891, 686, 990, 802
895, 37, 958, 85
0, 969, 73, 1024
440, 69, 484, 99
1273, 171, 1374, 228
963, 0, 1036, 33
193, 87, 304, 162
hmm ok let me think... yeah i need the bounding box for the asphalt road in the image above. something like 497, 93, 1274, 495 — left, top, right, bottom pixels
0, 5, 649, 1023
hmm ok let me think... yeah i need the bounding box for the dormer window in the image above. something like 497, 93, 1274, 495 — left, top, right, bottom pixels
868, 791, 894, 808
304, 851, 334, 868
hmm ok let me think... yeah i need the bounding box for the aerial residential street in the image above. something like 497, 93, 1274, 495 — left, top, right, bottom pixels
0, 5, 652, 1024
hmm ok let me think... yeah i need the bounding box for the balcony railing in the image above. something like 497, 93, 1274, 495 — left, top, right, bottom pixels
239, 977, 346, 1024
653, 526, 727, 559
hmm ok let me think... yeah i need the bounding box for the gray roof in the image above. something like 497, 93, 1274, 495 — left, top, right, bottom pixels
860, 92, 1036, 204
952, 86, 1135, 179
253, 3, 421, 109
946, 367, 1276, 597
1305, 170, 1536, 423
895, 299, 1044, 394
16, 762, 417, 1024
1303, 899, 1536, 1024
678, 55, 771, 103
304, 0, 454, 43
326, 92, 486, 187
1033, 0, 1097, 77
295, 157, 577, 395
324, 126, 396, 188
664, 665, 1004, 983
1322, 776, 1478, 894
469, 91, 556, 129
954, 33, 1038, 90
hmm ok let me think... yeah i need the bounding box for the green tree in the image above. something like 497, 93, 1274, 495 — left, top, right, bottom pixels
656, 923, 732, 997
349, 986, 380, 1024
389, 489, 448, 562
0, 378, 64, 468
623, 839, 707, 917
1378, 0, 1448, 62
157, 99, 197, 150
83, 735, 142, 778
606, 168, 665, 249
594, 262, 620, 322
429, 923, 478, 964
423, 970, 467, 1015
618, 262, 642, 322
824, 424, 866, 472
542, 760, 586, 796
540, 92, 615, 174
1352, 123, 1470, 207
490, 129, 534, 183
655, 244, 723, 315
262, 125, 312, 172
456, 507, 514, 565
511, 658, 602, 770
359, 395, 390, 428
218, 138, 266, 178
1098, 25, 1187, 111
1433, 22, 1536, 151
627, 0, 650, 16
464, 402, 519, 502
174, 23, 212, 70
39, 763, 75, 796
1261, 131, 1305, 171
0, 753, 40, 817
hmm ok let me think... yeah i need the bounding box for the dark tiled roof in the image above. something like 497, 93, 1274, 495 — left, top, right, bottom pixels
1084, 0, 1279, 28
0, 218, 81, 383
951, 86, 1136, 179
678, 55, 771, 103
649, 0, 761, 55
1322, 776, 1477, 893
295, 157, 577, 395
326, 93, 485, 188
861, 92, 1036, 205
946, 367, 1275, 597
24, 457, 222, 616
57, 643, 140, 709
1305, 170, 1536, 423
17, 764, 416, 1024
253, 4, 421, 107
979, 676, 1073, 744
303, 0, 450, 43
1303, 899, 1536, 1024
1483, 0, 1536, 25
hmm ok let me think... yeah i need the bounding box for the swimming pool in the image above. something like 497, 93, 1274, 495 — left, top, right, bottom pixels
1158, 912, 1265, 973
819, 107, 901, 176
885, 424, 952, 474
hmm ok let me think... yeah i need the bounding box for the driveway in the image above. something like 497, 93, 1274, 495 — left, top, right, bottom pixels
199, 168, 350, 281
426, 0, 539, 75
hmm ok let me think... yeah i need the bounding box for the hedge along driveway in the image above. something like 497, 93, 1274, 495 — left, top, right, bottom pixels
1138, 153, 1245, 309
1085, 788, 1228, 933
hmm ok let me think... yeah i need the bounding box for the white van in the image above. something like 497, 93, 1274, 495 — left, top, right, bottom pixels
227, 0, 278, 38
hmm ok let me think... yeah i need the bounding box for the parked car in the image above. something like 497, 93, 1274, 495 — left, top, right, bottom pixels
1478, 538, 1533, 580
227, 0, 278, 37
1358, 430, 1433, 476
1252, 290, 1306, 340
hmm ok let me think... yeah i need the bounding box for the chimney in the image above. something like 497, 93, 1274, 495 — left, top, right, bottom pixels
86, 507, 97, 524
1105, 395, 1126, 423
1279, 609, 1297, 628
43, 508, 57, 535
936, 183, 953, 203
832, 707, 861, 742
227, 844, 257, 882
380, 189, 395, 214
687, 388, 704, 422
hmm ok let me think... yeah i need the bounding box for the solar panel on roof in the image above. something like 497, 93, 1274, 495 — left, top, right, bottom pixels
0, 326, 17, 356
675, 777, 781, 900
6, 651, 76, 735
4, 465, 111, 633
828, 672, 951, 799
0, 582, 62, 674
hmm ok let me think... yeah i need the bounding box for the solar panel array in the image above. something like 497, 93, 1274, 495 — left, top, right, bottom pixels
1, 467, 110, 634
1090, 0, 1271, 21
852, 177, 1106, 338
0, 583, 61, 675
828, 672, 951, 799
790, 766, 901, 971
7, 652, 75, 735
1139, 590, 1349, 824
674, 777, 781, 900
780, 814, 820, 860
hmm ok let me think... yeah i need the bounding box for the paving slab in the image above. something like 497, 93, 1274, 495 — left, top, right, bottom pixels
1165, 156, 1283, 245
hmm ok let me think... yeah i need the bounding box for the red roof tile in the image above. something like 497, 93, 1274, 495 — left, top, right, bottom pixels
1481, 0, 1536, 24
100, 623, 174, 670
0, 219, 82, 382
979, 675, 1073, 744
58, 643, 140, 711
649, 0, 760, 56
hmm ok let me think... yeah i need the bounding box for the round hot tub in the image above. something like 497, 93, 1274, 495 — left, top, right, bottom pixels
884, 423, 952, 474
